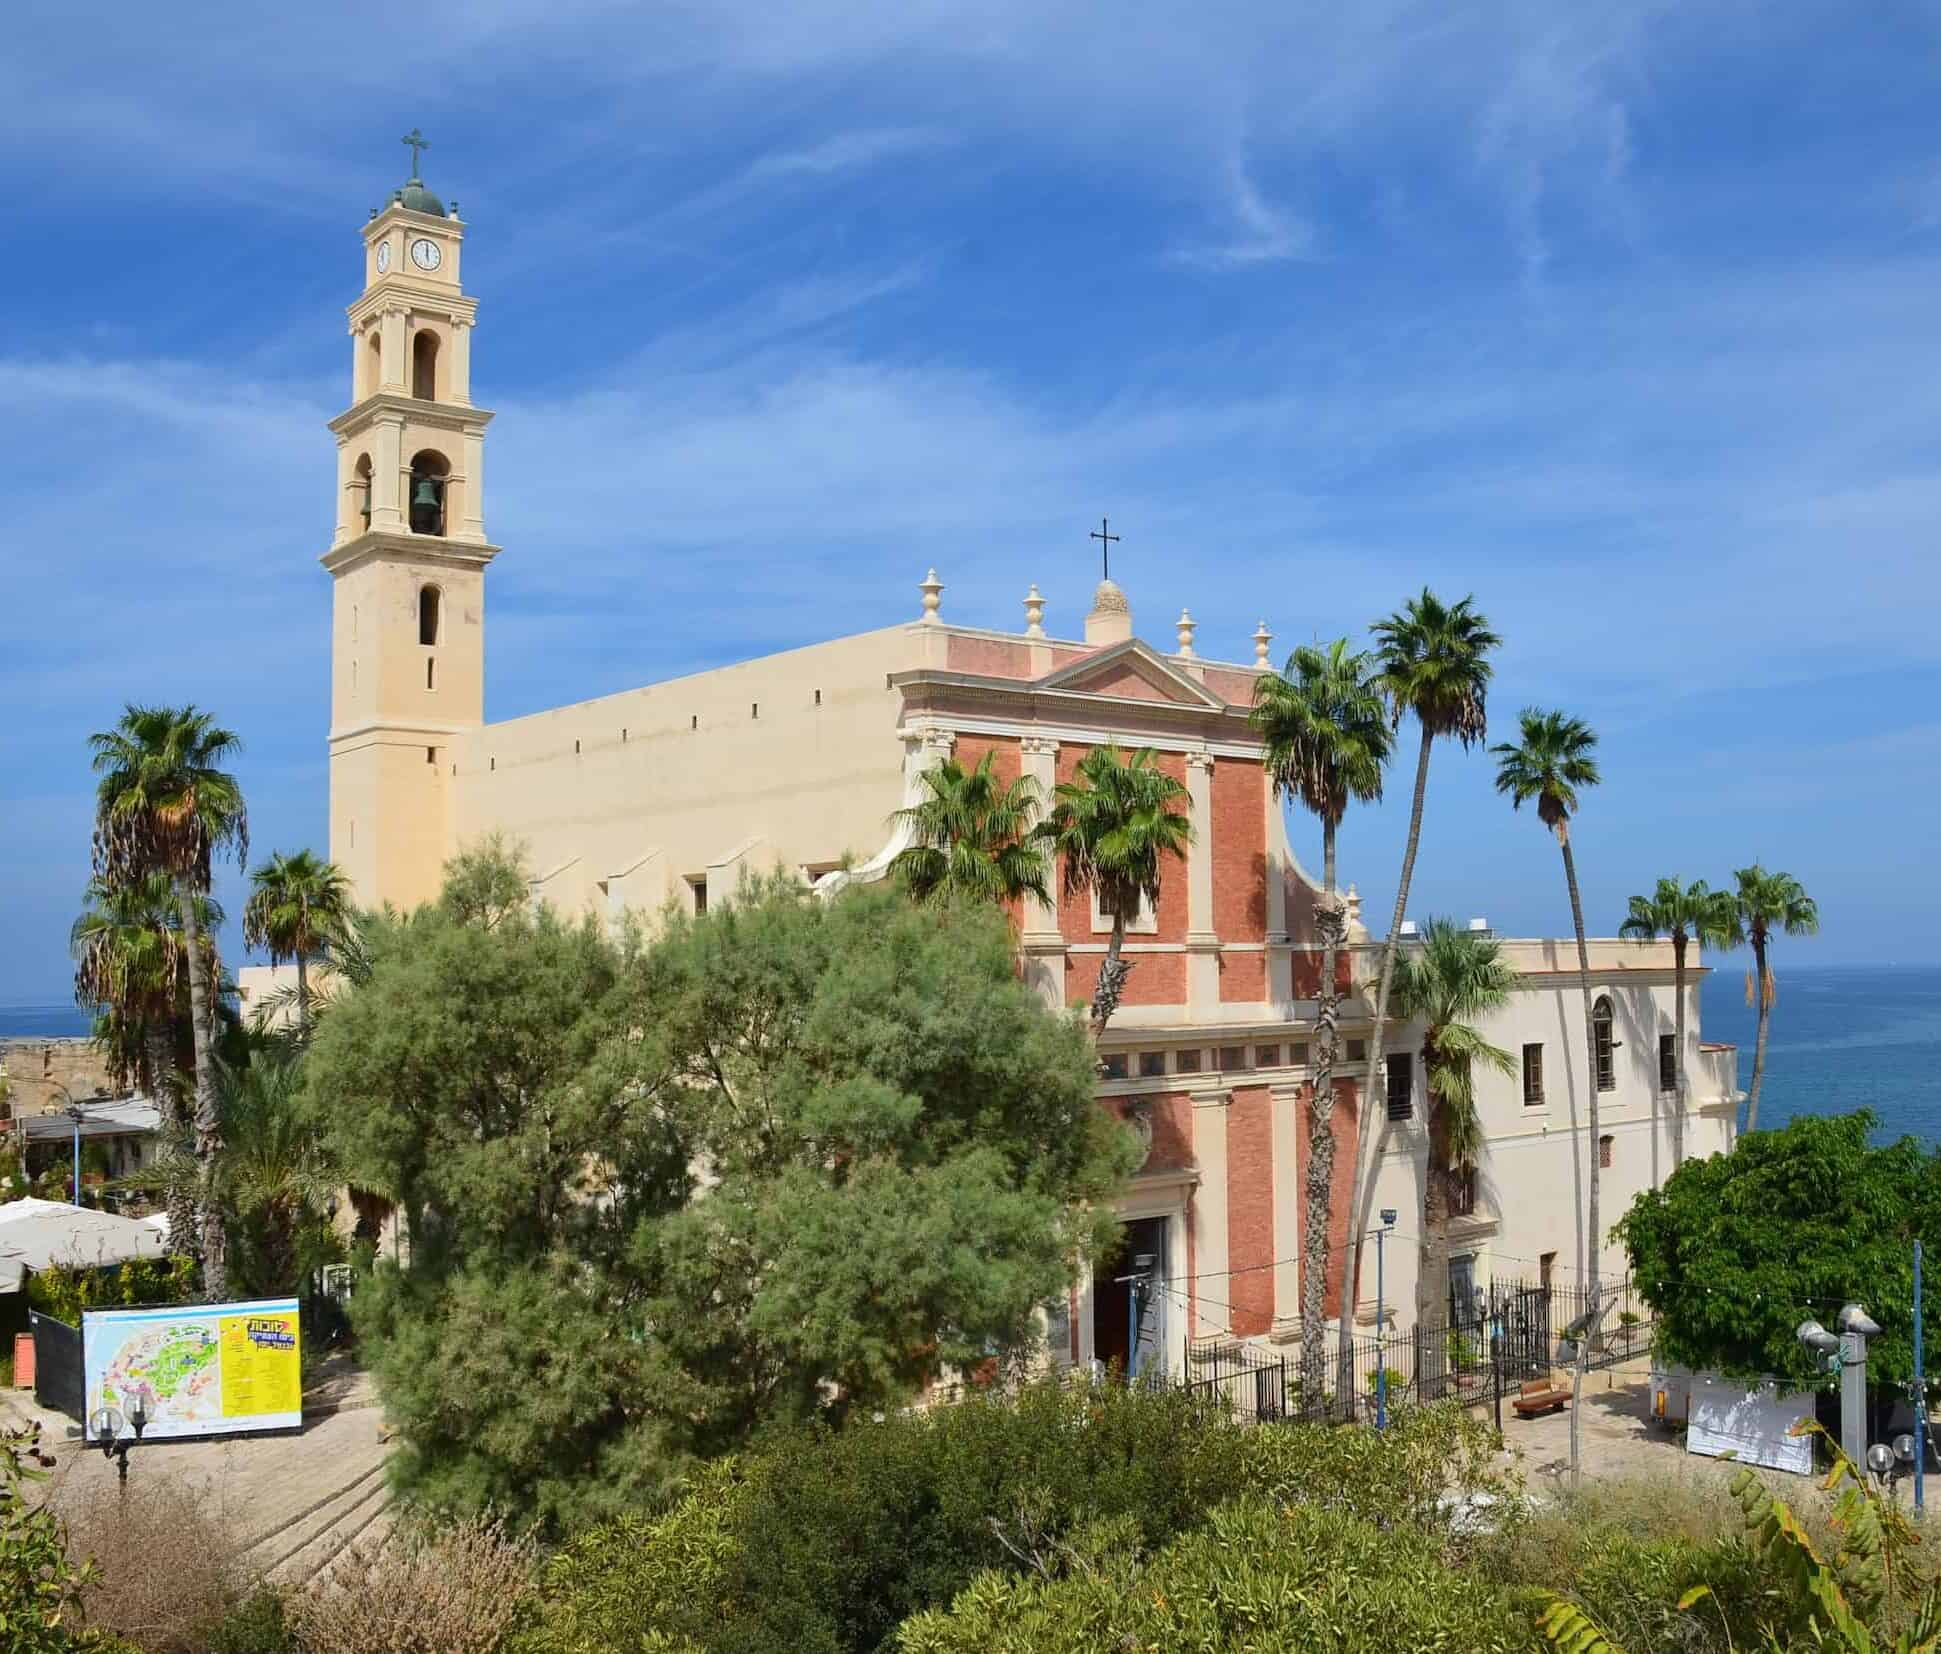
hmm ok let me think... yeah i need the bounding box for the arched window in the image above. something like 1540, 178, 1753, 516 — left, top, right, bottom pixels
411, 330, 440, 401
1592, 995, 1615, 1092
363, 330, 382, 398
408, 450, 449, 536
353, 453, 373, 528
418, 585, 441, 646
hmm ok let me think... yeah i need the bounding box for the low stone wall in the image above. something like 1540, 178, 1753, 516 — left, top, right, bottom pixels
0, 1038, 117, 1117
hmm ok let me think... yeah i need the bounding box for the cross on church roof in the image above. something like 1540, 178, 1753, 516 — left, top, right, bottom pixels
402, 127, 430, 180
1089, 516, 1121, 582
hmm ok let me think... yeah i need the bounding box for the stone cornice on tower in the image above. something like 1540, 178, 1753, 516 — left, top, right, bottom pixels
328, 392, 493, 438
320, 528, 500, 578
347, 287, 480, 332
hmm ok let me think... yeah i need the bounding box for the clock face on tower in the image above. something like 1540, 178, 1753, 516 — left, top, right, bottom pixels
409, 237, 442, 272
375, 240, 392, 274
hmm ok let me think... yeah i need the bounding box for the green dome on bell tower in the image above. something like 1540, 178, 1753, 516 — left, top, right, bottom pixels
390, 127, 446, 216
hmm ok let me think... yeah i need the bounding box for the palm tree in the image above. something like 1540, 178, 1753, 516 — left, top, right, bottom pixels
242, 849, 353, 1027
1341, 590, 1499, 1398
1251, 640, 1392, 1413
1036, 744, 1193, 1035
89, 705, 248, 1298
1728, 866, 1819, 1134
1389, 919, 1515, 1332
72, 874, 222, 1254
1619, 877, 1737, 1171
1491, 709, 1602, 1268
889, 754, 1051, 909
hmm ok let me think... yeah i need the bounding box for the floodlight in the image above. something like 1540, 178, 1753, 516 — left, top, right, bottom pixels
1838, 1304, 1882, 1338
1797, 1319, 1840, 1354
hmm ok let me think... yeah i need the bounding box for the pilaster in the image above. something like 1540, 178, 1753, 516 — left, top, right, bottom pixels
1185, 750, 1218, 1017
371, 415, 405, 530
1269, 1079, 1302, 1337
1264, 777, 1292, 1002
1019, 734, 1065, 1006
1190, 1084, 1231, 1341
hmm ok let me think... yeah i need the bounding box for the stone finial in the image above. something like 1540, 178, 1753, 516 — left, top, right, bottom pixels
1024, 583, 1046, 638
1252, 620, 1273, 668
1085, 578, 1134, 646
919, 568, 944, 624
1345, 884, 1362, 926
1176, 609, 1197, 658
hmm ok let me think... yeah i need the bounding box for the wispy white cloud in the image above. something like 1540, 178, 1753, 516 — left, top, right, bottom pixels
746, 127, 953, 180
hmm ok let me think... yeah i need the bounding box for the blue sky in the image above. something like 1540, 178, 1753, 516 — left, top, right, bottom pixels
3, 0, 1936, 1005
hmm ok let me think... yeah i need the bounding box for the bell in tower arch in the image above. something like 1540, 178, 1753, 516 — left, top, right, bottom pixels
408, 451, 449, 536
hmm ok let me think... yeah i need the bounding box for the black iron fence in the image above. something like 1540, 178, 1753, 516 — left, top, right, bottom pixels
1175, 1274, 1655, 1427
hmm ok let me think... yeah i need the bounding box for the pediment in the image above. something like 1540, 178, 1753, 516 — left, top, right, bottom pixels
1037, 640, 1229, 709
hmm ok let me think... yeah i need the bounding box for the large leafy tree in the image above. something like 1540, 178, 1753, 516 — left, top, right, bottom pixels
890, 753, 1051, 909
88, 705, 247, 1297
1388, 919, 1516, 1330
242, 849, 352, 1027
307, 855, 1133, 1531
1036, 744, 1193, 1035
1341, 591, 1498, 1397
1619, 877, 1737, 1171
1729, 865, 1820, 1134
1250, 640, 1391, 1411
1619, 1110, 1941, 1386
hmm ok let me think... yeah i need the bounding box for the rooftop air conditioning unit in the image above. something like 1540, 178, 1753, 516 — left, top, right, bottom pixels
1398, 920, 1419, 939
1469, 917, 1491, 934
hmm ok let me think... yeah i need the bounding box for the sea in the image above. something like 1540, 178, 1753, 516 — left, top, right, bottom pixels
2, 964, 1936, 1146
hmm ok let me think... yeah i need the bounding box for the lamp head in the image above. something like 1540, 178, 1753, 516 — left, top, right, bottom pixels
1838, 1303, 1882, 1338
1797, 1319, 1840, 1355
1894, 1432, 1918, 1464
1379, 1209, 1397, 1229
1867, 1442, 1896, 1477
88, 1405, 123, 1445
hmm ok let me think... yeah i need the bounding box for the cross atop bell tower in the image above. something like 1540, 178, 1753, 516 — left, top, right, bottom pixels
323, 139, 500, 912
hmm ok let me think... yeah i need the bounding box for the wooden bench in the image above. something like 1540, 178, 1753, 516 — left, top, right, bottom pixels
1511, 1376, 1571, 1418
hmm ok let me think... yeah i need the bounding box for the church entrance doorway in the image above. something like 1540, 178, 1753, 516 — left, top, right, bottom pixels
1091, 1215, 1171, 1380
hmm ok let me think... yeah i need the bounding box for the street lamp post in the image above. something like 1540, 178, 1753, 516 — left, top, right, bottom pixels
1374, 1209, 1397, 1432
89, 1393, 148, 1494
63, 1103, 86, 1208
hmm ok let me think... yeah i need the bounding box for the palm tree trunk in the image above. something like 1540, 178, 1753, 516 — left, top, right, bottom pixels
175, 878, 226, 1299
144, 1019, 195, 1254
1745, 934, 1770, 1134
1302, 820, 1341, 1419
1559, 828, 1598, 1491
1338, 724, 1435, 1405
1418, 1085, 1449, 1335
1092, 912, 1130, 1037
295, 954, 310, 1029
1671, 934, 1688, 1172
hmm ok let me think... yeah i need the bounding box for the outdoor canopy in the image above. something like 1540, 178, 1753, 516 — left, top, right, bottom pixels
0, 1197, 168, 1293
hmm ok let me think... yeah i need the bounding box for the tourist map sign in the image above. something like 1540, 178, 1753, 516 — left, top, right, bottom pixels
82, 1297, 301, 1441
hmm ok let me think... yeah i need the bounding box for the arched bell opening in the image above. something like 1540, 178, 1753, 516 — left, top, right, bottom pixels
411, 330, 440, 401
361, 330, 382, 400
408, 450, 450, 536
352, 453, 373, 529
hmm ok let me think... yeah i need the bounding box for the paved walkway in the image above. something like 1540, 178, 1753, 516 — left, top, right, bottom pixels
2, 1357, 395, 1584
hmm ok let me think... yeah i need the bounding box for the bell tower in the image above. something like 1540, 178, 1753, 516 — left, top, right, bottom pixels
324, 132, 498, 912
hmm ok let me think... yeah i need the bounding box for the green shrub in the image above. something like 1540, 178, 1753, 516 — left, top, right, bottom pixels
895, 1498, 1539, 1653
27, 1255, 199, 1325
205, 1591, 297, 1654
520, 1382, 1515, 1654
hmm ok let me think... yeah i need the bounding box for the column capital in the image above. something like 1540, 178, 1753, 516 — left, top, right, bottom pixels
1185, 749, 1216, 773
1020, 734, 1060, 757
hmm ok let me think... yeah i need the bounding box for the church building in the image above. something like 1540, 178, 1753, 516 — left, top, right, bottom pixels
302, 155, 1741, 1375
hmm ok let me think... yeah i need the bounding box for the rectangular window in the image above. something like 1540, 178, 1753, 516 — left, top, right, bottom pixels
1658, 1034, 1677, 1093
1291, 1042, 1310, 1066
1175, 1048, 1202, 1075
1522, 1043, 1544, 1107
1594, 1007, 1616, 1091
1346, 1039, 1366, 1064
1217, 1046, 1248, 1074
685, 876, 707, 915
1540, 1251, 1556, 1289
1254, 1044, 1281, 1069
1599, 1134, 1614, 1170
1100, 1053, 1130, 1081
1450, 1167, 1477, 1218
1385, 1052, 1413, 1122
1138, 1051, 1167, 1079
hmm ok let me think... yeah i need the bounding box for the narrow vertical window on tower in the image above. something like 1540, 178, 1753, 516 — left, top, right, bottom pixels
419, 585, 441, 646
411, 330, 440, 401
363, 330, 382, 399
353, 454, 373, 527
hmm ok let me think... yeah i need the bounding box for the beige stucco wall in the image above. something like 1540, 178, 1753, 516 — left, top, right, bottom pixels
446, 622, 933, 922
